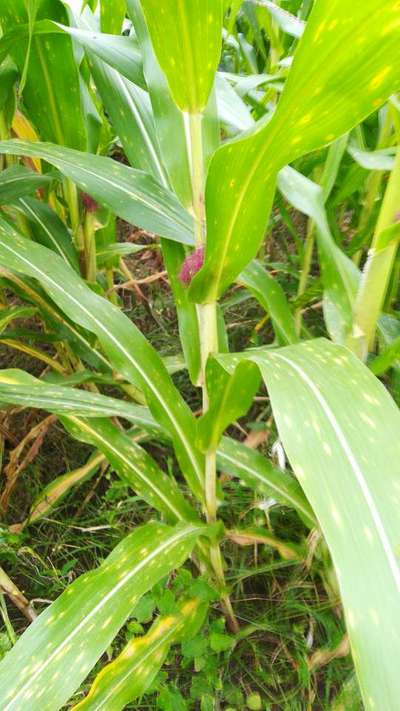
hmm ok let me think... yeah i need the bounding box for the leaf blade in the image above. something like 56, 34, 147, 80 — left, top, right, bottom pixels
217, 338, 400, 709
191, 0, 400, 301
0, 140, 195, 246
139, 0, 223, 112
0, 218, 204, 500
0, 521, 206, 711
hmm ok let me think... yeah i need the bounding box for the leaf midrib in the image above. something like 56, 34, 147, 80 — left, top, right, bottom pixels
271, 350, 400, 591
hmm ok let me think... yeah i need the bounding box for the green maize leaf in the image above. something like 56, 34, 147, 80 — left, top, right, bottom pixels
89, 57, 168, 184
127, 0, 219, 384
63, 416, 199, 523
0, 0, 87, 150
0, 270, 112, 372
277, 166, 360, 343
0, 354, 315, 527
0, 19, 145, 87
94, 209, 119, 269
216, 338, 400, 709
21, 451, 105, 528
0, 370, 198, 522
215, 73, 254, 135
79, 73, 102, 155
19, 0, 40, 94
73, 3, 203, 385
351, 148, 400, 357
238, 259, 299, 345
20, 425, 163, 529
0, 521, 206, 711
0, 165, 53, 204
0, 306, 37, 333
127, 0, 192, 204
248, 0, 305, 37
227, 527, 302, 560
139, 0, 223, 113
127, 0, 208, 384
197, 359, 260, 453
62, 4, 168, 185
0, 217, 205, 500
330, 674, 362, 711
225, 71, 279, 98
348, 143, 397, 172
100, 0, 126, 34
128, 0, 219, 201
0, 139, 195, 246
54, 22, 145, 86
0, 368, 158, 427
370, 335, 400, 376
190, 0, 400, 301
72, 596, 207, 711
15, 196, 79, 271
217, 436, 315, 528
225, 0, 243, 34
127, 0, 219, 381
0, 58, 18, 117
97, 242, 152, 263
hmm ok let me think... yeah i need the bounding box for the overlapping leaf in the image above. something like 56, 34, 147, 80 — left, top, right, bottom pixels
239, 259, 299, 345
16, 197, 79, 270
63, 416, 198, 523
0, 368, 157, 426
0, 165, 52, 204
0, 521, 206, 711
216, 338, 400, 709
190, 0, 400, 301
0, 218, 204, 500
0, 140, 195, 245
217, 436, 315, 527
72, 597, 206, 711
0, 0, 87, 149
277, 166, 360, 343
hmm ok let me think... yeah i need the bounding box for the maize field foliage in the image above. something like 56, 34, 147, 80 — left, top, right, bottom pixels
0, 0, 398, 708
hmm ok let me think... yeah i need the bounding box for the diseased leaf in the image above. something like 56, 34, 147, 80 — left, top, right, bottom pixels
0, 140, 195, 246
239, 259, 299, 345
63, 416, 199, 524
217, 436, 315, 528
22, 452, 104, 528
197, 359, 260, 452
139, 0, 223, 112
227, 527, 301, 560
0, 218, 205, 501
190, 0, 400, 301
0, 165, 52, 204
0, 0, 87, 149
278, 166, 360, 343
72, 597, 207, 711
0, 521, 206, 711
217, 338, 400, 710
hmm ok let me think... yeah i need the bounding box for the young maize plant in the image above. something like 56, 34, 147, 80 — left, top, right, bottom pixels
0, 0, 398, 709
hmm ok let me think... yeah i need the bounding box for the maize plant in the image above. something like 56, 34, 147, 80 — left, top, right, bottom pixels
0, 0, 398, 709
